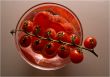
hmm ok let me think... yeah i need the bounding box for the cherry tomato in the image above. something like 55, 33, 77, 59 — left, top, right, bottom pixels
84, 37, 97, 49
32, 26, 41, 36
58, 45, 70, 58
70, 48, 84, 64
22, 20, 33, 32
19, 35, 31, 47
31, 39, 48, 54
68, 34, 80, 45
42, 42, 58, 59
56, 31, 68, 42
44, 28, 56, 39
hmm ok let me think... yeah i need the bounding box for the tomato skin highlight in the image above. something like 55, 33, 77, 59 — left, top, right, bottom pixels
84, 37, 97, 49
70, 49, 84, 64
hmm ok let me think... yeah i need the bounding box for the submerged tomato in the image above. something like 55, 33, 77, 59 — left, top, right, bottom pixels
33, 11, 52, 26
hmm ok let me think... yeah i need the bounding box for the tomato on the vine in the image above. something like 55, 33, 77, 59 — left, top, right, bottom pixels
19, 35, 31, 47
68, 34, 80, 45
44, 28, 56, 39
22, 20, 33, 32
58, 45, 70, 58
31, 39, 48, 54
42, 42, 58, 59
70, 48, 84, 64
84, 37, 97, 49
56, 31, 68, 42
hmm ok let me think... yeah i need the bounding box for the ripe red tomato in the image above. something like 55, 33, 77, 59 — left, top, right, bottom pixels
44, 28, 56, 39
22, 20, 33, 32
32, 26, 41, 36
31, 39, 48, 54
42, 42, 58, 59
68, 34, 80, 45
58, 45, 70, 58
19, 35, 31, 47
70, 48, 84, 64
56, 31, 68, 42
84, 37, 97, 49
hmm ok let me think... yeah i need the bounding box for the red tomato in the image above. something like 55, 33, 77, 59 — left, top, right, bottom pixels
22, 20, 33, 32
56, 31, 68, 42
19, 35, 31, 47
58, 45, 70, 58
70, 48, 84, 64
44, 28, 56, 39
42, 42, 58, 59
31, 39, 48, 54
32, 26, 41, 36
84, 37, 97, 49
67, 34, 80, 45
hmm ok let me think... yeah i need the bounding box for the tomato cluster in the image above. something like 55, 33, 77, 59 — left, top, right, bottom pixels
18, 11, 97, 64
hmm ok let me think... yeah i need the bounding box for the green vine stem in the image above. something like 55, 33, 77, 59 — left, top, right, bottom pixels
10, 29, 98, 57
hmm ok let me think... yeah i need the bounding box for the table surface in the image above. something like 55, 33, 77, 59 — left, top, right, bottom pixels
1, 0, 109, 76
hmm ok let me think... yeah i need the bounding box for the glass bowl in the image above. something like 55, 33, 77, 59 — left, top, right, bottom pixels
15, 2, 83, 70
